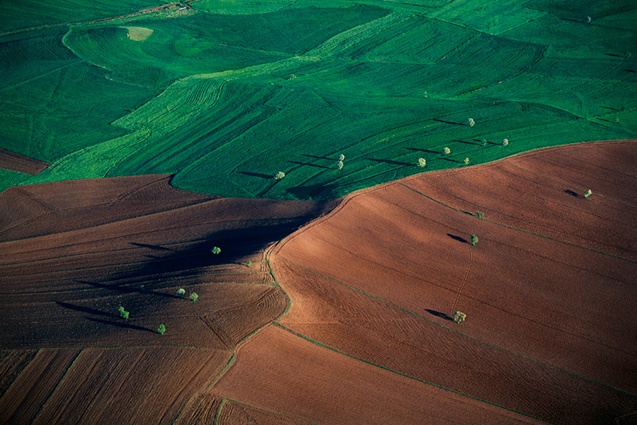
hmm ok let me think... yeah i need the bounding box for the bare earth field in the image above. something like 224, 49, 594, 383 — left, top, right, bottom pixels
0, 141, 636, 423
0, 149, 48, 175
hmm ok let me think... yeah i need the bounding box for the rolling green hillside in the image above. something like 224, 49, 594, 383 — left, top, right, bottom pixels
1, 0, 635, 198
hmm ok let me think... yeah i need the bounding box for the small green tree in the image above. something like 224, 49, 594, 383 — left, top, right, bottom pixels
157, 324, 166, 335
337, 160, 344, 170
339, 154, 345, 161
470, 234, 479, 246
189, 292, 199, 302
453, 311, 467, 324
245, 260, 252, 267
417, 158, 427, 168
502, 138, 509, 147
176, 288, 186, 296
443, 147, 451, 155
274, 171, 286, 180
117, 306, 129, 320
584, 189, 592, 199
463, 157, 470, 165
211, 246, 221, 255
476, 211, 484, 219
467, 118, 475, 127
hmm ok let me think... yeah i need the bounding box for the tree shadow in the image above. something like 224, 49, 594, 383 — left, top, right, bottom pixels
447, 233, 467, 244
433, 118, 467, 126
56, 301, 113, 318
453, 139, 477, 146
301, 153, 335, 161
564, 189, 579, 198
287, 160, 331, 169
368, 158, 413, 166
440, 157, 460, 164
85, 317, 155, 333
238, 171, 273, 180
425, 309, 452, 321
130, 242, 173, 251
406, 147, 440, 155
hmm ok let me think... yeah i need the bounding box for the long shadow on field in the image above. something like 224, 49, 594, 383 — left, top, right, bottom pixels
86, 317, 155, 333
433, 118, 467, 126
368, 158, 413, 166
447, 233, 468, 244
564, 189, 579, 198
302, 154, 337, 161
56, 301, 113, 318
425, 309, 453, 321
287, 160, 332, 169
238, 171, 274, 180
406, 147, 440, 155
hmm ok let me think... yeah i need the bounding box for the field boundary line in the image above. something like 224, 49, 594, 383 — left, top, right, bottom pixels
273, 322, 550, 423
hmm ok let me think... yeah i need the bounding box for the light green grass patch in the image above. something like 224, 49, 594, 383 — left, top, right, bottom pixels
123, 26, 154, 41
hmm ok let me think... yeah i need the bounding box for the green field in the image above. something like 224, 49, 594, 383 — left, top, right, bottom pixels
1, 0, 636, 198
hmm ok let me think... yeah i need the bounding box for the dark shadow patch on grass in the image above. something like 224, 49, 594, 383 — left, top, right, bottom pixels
286, 183, 338, 200
453, 139, 477, 146
287, 160, 331, 169
238, 171, 273, 180
564, 189, 579, 198
440, 157, 460, 163
605, 53, 626, 58
77, 280, 184, 299
425, 309, 452, 321
56, 301, 113, 318
368, 158, 413, 166
447, 233, 467, 244
85, 317, 155, 333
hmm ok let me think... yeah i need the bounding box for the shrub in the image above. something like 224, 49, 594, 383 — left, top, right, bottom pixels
339, 154, 345, 161
337, 160, 344, 170
417, 158, 427, 167
157, 324, 166, 335
453, 311, 467, 324
245, 260, 252, 267
176, 288, 186, 296
463, 157, 470, 165
502, 138, 509, 147
467, 118, 475, 127
211, 246, 221, 255
189, 292, 199, 302
443, 147, 451, 155
274, 171, 286, 180
584, 189, 592, 199
470, 234, 479, 246
476, 211, 484, 219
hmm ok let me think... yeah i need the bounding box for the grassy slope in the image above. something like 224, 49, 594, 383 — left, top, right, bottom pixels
1, 0, 636, 199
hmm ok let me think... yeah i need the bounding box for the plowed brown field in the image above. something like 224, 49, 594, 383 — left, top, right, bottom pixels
0, 149, 48, 175
1, 141, 635, 424
0, 174, 334, 423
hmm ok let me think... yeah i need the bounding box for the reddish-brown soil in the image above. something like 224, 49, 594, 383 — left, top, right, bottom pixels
212, 325, 541, 424
265, 140, 637, 423
1, 141, 635, 424
0, 149, 48, 175
0, 174, 334, 423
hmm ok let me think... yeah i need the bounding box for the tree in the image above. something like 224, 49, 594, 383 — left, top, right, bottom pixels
502, 138, 509, 147
584, 189, 592, 199
463, 157, 470, 165
476, 211, 484, 219
417, 158, 427, 167
467, 118, 475, 127
443, 147, 451, 155
453, 311, 467, 324
470, 234, 479, 246
117, 306, 129, 320
337, 160, 344, 170
189, 292, 199, 302
339, 154, 345, 161
211, 246, 221, 255
274, 171, 286, 180
157, 324, 166, 335
176, 288, 186, 296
